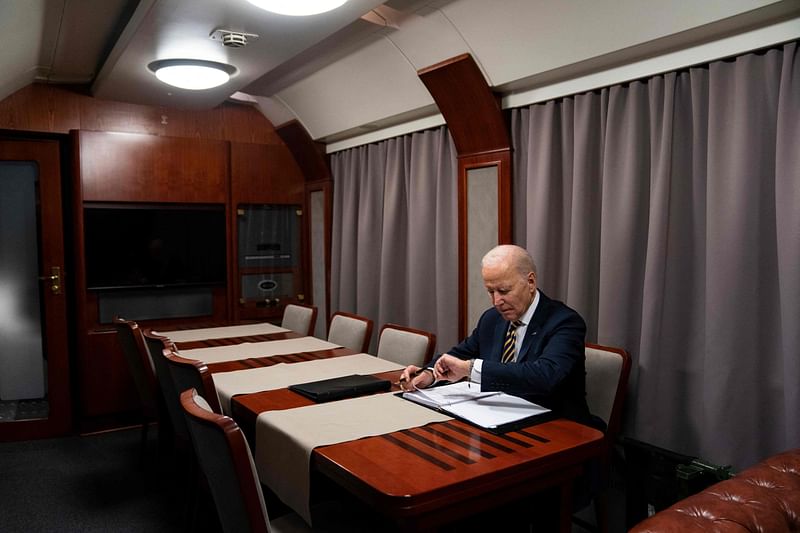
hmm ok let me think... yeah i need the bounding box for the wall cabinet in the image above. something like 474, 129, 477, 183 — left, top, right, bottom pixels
236, 204, 306, 321
73, 132, 307, 425
230, 142, 307, 323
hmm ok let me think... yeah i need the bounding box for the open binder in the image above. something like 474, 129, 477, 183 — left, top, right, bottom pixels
289, 374, 391, 403
401, 381, 552, 433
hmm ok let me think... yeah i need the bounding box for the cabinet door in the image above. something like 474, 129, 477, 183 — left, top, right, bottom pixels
79, 330, 140, 417
236, 204, 305, 321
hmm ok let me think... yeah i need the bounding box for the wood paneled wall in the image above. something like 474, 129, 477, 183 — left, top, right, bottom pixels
231, 142, 305, 204
78, 131, 230, 202
0, 83, 283, 144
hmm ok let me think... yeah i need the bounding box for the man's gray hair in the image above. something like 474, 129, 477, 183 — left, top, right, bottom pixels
481, 245, 537, 278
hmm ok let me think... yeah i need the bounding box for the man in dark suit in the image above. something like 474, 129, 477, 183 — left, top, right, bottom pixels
400, 244, 592, 425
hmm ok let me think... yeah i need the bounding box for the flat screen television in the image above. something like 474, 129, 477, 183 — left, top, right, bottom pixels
84, 203, 227, 290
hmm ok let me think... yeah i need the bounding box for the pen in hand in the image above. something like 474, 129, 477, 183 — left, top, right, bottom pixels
396, 367, 438, 390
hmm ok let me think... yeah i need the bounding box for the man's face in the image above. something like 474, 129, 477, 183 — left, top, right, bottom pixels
482, 262, 537, 321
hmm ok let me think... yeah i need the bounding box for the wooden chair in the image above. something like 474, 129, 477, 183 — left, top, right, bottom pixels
280, 303, 317, 336
142, 329, 191, 446
112, 316, 159, 455
180, 389, 378, 532
575, 342, 632, 533
143, 329, 208, 529
375, 324, 436, 367
327, 311, 373, 353
163, 348, 222, 414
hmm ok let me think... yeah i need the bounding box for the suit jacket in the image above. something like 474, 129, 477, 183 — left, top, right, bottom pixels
445, 290, 591, 424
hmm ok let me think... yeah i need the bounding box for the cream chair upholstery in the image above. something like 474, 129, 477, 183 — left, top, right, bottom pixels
281, 303, 317, 336
584, 343, 630, 438
375, 324, 436, 367
327, 312, 373, 353
577, 343, 632, 533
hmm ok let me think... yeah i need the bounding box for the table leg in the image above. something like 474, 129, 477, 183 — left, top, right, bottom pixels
559, 480, 574, 533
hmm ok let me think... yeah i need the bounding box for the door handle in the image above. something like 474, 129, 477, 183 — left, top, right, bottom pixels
38, 266, 62, 294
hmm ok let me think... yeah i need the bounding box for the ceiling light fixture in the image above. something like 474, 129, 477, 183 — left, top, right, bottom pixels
147, 59, 237, 90
245, 0, 348, 17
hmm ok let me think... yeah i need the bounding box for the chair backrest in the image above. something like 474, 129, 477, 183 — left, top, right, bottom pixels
164, 348, 222, 414
142, 328, 189, 440
280, 304, 317, 336
327, 312, 373, 353
180, 388, 270, 533
376, 324, 436, 367
584, 343, 631, 442
112, 316, 158, 413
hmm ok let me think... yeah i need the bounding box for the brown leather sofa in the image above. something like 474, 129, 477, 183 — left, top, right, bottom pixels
630, 448, 800, 532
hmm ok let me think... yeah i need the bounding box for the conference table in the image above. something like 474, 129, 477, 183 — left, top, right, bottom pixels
159, 322, 605, 532
231, 374, 603, 532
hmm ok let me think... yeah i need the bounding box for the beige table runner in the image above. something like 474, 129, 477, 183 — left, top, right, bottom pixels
213, 353, 404, 414
179, 336, 340, 364
154, 322, 288, 343
255, 393, 452, 525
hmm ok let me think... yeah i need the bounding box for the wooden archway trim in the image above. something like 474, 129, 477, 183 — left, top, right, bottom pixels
418, 53, 510, 156
275, 119, 333, 323
418, 53, 512, 338
275, 119, 331, 182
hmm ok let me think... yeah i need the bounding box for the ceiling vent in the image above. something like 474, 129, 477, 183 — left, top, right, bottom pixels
210, 29, 260, 48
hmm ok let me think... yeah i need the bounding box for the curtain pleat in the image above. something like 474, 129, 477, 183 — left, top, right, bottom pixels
330, 127, 459, 353
511, 41, 800, 470
775, 42, 800, 448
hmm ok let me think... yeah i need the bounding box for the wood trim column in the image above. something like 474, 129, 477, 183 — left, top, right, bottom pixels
305, 180, 332, 337
276, 120, 333, 327
418, 53, 512, 338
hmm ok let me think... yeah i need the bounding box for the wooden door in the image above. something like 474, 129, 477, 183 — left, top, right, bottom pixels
0, 139, 71, 440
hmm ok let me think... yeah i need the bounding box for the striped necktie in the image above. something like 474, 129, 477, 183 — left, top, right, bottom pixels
501, 321, 522, 363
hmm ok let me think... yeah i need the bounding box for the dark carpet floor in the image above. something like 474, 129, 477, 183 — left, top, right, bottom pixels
0, 426, 193, 532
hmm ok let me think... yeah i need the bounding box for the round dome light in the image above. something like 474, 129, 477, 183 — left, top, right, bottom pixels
245, 0, 348, 17
148, 59, 237, 90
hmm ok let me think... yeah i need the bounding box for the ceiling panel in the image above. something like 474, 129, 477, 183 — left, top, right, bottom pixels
440, 0, 788, 87
276, 36, 435, 139
92, 0, 385, 108
383, 8, 469, 70
47, 0, 137, 83
0, 0, 49, 100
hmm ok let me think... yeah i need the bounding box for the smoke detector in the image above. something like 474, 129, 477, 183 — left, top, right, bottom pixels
210, 29, 260, 48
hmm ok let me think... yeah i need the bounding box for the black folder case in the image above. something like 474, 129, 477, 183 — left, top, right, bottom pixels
289, 374, 391, 403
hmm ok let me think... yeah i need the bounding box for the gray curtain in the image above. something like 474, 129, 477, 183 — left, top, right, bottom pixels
330, 126, 459, 353
511, 41, 800, 470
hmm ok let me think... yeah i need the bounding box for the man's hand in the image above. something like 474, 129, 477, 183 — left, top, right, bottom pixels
433, 354, 471, 382
398, 365, 436, 391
